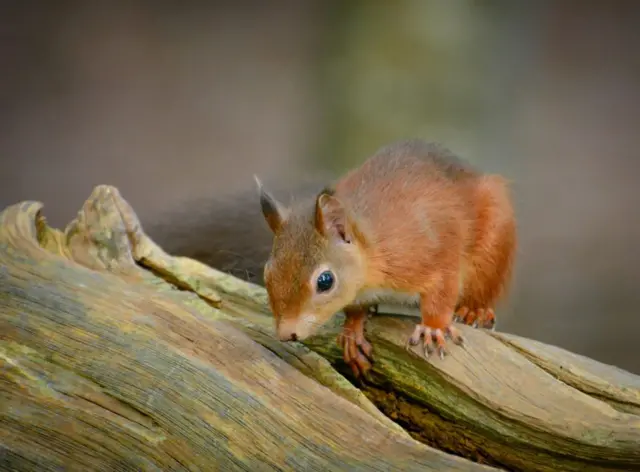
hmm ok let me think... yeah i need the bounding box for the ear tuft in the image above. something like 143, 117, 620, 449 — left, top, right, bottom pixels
255, 175, 287, 234
315, 192, 350, 242
253, 174, 263, 191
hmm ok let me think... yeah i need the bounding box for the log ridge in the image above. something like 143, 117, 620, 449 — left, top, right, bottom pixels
1, 186, 639, 472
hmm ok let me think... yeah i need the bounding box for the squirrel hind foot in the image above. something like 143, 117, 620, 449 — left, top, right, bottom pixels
454, 306, 496, 330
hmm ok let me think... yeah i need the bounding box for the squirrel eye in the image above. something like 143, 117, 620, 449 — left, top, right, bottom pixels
316, 270, 335, 293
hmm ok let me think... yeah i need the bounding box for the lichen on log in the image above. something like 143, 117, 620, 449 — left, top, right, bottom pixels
1, 185, 639, 472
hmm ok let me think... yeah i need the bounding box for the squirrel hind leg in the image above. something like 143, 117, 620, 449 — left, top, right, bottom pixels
454, 306, 496, 330
455, 175, 517, 331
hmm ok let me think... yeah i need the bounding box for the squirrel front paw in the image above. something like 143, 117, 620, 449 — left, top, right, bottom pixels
337, 329, 373, 378
407, 323, 464, 360
454, 307, 496, 330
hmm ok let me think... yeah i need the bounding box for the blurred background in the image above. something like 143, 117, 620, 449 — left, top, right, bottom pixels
1, 0, 639, 373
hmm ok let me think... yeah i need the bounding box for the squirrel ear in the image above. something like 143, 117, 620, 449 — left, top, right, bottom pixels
254, 175, 287, 234
315, 192, 350, 242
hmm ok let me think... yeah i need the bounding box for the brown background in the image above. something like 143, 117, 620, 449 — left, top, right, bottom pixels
1, 1, 639, 373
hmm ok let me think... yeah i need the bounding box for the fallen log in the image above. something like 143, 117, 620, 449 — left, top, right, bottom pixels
1, 186, 639, 472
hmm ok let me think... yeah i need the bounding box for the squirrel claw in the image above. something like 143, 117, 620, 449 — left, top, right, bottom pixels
455, 307, 496, 330
438, 347, 446, 361
338, 332, 374, 379
407, 324, 464, 359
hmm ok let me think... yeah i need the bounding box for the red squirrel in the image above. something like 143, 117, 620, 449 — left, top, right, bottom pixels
256, 139, 516, 377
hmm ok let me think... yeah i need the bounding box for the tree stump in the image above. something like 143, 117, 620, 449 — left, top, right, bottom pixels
1, 186, 639, 471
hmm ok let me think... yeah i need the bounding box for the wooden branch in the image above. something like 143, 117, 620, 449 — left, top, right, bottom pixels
1, 186, 639, 472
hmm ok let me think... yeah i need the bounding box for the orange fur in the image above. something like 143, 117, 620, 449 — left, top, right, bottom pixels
257, 139, 517, 377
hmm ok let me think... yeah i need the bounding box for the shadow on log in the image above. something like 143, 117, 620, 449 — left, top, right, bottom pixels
1, 186, 639, 472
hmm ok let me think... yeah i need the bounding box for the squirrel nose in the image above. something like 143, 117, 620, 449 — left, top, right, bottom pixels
277, 320, 300, 342
279, 332, 297, 342
277, 326, 298, 342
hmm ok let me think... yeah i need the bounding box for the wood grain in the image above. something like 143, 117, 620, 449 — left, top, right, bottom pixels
1, 185, 639, 471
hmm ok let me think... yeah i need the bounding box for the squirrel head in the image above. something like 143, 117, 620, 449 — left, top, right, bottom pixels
255, 177, 366, 342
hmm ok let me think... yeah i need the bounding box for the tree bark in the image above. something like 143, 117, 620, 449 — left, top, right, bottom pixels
1, 186, 639, 472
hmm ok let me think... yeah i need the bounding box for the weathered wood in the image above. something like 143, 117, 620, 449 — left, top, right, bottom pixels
1, 186, 639, 472
0, 188, 492, 472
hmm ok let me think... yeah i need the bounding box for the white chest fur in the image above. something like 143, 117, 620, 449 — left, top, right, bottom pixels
352, 288, 421, 317
351, 271, 467, 317
353, 288, 421, 308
